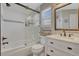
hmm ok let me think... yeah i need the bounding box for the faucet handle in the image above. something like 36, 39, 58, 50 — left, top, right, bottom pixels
2, 36, 7, 41
60, 33, 62, 36
69, 34, 73, 37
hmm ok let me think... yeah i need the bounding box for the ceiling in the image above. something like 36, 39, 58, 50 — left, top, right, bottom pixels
58, 4, 78, 10
2, 3, 42, 17
21, 3, 43, 11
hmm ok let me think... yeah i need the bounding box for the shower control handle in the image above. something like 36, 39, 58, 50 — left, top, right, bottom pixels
2, 37, 7, 41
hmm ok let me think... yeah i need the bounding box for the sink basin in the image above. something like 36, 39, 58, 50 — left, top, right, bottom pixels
46, 35, 79, 44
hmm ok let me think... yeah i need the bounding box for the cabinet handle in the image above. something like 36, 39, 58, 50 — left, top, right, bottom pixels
50, 50, 54, 52
46, 54, 50, 56
50, 42, 54, 44
67, 47, 72, 50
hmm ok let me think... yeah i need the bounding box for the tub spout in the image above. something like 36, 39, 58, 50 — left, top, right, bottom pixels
2, 42, 8, 45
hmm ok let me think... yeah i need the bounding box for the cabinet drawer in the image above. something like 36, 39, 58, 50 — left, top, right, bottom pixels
46, 38, 79, 55
46, 38, 65, 50
46, 38, 58, 47
58, 41, 79, 56
45, 46, 72, 56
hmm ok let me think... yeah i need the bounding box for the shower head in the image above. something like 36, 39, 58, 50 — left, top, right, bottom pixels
6, 3, 11, 7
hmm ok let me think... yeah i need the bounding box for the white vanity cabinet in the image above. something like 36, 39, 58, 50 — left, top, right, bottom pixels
45, 37, 79, 56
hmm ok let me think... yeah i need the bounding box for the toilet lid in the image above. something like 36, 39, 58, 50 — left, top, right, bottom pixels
32, 44, 44, 49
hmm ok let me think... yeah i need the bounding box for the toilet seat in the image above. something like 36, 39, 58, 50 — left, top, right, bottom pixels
32, 44, 44, 55
32, 44, 44, 50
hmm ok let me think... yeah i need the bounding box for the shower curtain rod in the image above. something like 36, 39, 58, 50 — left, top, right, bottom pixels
15, 3, 40, 13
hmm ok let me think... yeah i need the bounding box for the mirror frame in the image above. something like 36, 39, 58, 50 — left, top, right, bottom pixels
54, 3, 79, 31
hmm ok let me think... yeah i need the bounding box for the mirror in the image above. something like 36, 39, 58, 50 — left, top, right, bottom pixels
55, 3, 79, 31
40, 7, 52, 35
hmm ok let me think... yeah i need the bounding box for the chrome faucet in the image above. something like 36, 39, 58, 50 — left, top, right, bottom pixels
63, 30, 66, 36
2, 42, 8, 45
2, 36, 8, 45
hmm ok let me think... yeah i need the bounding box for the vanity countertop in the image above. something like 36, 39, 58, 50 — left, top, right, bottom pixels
46, 35, 79, 44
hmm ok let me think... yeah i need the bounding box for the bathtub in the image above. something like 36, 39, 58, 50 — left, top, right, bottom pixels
1, 45, 33, 56
1, 36, 46, 56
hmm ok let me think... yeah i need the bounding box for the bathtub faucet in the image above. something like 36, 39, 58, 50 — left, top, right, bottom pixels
2, 42, 8, 45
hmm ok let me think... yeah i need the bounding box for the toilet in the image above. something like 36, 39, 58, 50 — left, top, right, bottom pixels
32, 36, 45, 56
32, 44, 44, 56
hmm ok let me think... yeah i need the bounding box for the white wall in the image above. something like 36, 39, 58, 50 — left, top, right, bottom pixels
1, 3, 27, 50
